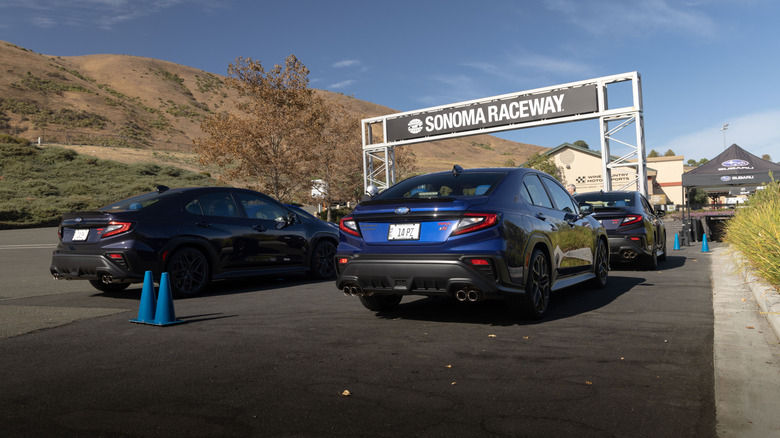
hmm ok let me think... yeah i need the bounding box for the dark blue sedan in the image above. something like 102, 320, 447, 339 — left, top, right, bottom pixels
50, 186, 339, 297
335, 166, 609, 319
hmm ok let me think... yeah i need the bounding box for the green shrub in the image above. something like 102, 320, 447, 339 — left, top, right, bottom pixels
18, 179, 59, 197
0, 134, 31, 145
59, 181, 93, 196
38, 146, 77, 164
132, 163, 161, 175
724, 176, 780, 290
0, 144, 216, 229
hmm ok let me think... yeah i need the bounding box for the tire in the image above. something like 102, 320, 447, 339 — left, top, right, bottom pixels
89, 280, 130, 293
645, 247, 658, 271
166, 247, 210, 298
359, 294, 402, 311
309, 240, 336, 279
508, 248, 551, 319
589, 239, 609, 289
658, 233, 667, 262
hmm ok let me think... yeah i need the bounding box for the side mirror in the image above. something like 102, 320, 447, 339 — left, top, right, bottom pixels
275, 214, 293, 229
655, 209, 666, 217
579, 203, 593, 216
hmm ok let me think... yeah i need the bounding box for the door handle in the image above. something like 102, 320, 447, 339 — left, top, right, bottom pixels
536, 212, 546, 221
252, 225, 267, 232
195, 221, 210, 228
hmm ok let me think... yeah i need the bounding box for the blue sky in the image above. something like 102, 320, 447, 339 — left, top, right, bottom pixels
1, 0, 778, 162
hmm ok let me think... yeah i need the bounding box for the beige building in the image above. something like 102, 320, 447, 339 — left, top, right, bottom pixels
538, 143, 685, 207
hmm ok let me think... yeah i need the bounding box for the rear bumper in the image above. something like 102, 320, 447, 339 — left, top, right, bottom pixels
50, 252, 142, 282
608, 236, 650, 261
335, 253, 523, 299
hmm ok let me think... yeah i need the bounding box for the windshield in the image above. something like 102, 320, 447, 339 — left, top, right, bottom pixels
374, 172, 507, 201
575, 192, 635, 209
100, 190, 174, 211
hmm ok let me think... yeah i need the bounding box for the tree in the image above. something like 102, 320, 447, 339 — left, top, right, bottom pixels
194, 55, 321, 203
762, 153, 772, 161
688, 188, 709, 205
573, 140, 589, 149
698, 158, 709, 166
647, 149, 660, 158
306, 99, 418, 221
308, 100, 365, 221
664, 149, 676, 157
686, 159, 697, 167
521, 152, 561, 181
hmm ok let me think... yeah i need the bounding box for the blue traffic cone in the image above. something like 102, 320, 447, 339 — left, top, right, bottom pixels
152, 272, 185, 326
130, 271, 156, 324
674, 233, 680, 250
701, 233, 710, 253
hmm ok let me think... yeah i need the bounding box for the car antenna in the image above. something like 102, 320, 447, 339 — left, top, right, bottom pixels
452, 164, 463, 176
156, 185, 170, 193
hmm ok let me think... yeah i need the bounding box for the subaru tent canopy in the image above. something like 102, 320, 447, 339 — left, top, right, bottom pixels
682, 143, 780, 190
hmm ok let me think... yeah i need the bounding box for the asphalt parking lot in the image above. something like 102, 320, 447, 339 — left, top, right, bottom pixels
1, 226, 778, 437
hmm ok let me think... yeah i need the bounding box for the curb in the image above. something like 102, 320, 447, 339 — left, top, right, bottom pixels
740, 264, 780, 342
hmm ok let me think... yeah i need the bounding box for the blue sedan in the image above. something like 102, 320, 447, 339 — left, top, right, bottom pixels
335, 166, 609, 319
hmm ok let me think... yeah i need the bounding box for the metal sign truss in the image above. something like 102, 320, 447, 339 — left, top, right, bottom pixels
361, 71, 646, 195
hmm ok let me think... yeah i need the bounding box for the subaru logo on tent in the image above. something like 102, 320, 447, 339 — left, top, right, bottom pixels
395, 206, 410, 215
722, 159, 749, 167
721, 176, 732, 181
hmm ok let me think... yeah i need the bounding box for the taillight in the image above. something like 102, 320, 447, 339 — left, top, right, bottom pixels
100, 221, 132, 238
620, 215, 642, 226
339, 216, 361, 237
452, 213, 499, 236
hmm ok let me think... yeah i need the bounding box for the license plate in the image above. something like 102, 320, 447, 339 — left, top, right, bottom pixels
72, 229, 89, 241
388, 223, 420, 240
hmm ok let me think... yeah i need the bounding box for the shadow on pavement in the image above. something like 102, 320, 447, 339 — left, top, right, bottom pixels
372, 274, 645, 327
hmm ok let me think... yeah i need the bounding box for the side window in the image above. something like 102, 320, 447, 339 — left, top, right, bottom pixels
522, 174, 554, 209
541, 176, 578, 213
520, 182, 534, 204
185, 199, 203, 215
196, 192, 240, 218
640, 195, 654, 216
234, 191, 287, 221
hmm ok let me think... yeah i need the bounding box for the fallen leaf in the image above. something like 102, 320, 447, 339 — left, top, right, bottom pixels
451, 382, 457, 385
620, 357, 625, 360
341, 390, 351, 397
746, 326, 755, 330
488, 334, 497, 338
585, 381, 593, 385
742, 298, 747, 302
446, 364, 452, 368
523, 336, 530, 340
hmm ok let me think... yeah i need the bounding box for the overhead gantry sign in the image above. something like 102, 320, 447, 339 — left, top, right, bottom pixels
361, 71, 647, 195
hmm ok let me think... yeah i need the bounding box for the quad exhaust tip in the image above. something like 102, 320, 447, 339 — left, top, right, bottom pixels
455, 287, 482, 302
343, 285, 366, 297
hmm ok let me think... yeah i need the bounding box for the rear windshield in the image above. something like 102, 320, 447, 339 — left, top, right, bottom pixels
374, 172, 506, 201
575, 192, 635, 209
99, 191, 174, 211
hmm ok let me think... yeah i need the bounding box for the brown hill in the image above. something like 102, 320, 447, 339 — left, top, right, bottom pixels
0, 40, 544, 173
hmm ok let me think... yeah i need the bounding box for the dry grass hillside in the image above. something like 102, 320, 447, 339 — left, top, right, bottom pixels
0, 40, 545, 173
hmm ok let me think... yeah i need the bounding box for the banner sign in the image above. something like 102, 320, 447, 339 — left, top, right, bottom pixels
386, 84, 598, 143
